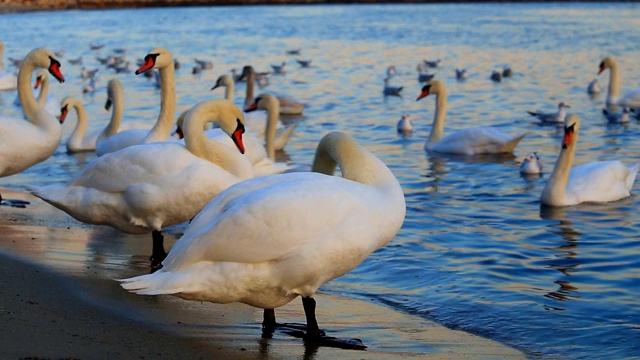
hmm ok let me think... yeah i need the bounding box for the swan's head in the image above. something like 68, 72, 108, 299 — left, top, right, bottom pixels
136, 48, 173, 75
185, 99, 246, 154
27, 48, 65, 83
34, 69, 49, 90
244, 94, 279, 114
416, 80, 443, 101
598, 56, 615, 75
211, 74, 233, 91
238, 65, 254, 82
59, 97, 72, 124
105, 79, 123, 111
558, 102, 570, 110
562, 114, 581, 149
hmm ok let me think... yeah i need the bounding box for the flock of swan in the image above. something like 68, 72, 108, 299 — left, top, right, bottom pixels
0, 42, 639, 349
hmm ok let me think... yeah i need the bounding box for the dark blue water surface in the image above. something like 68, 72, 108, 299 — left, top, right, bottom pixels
1, 3, 639, 359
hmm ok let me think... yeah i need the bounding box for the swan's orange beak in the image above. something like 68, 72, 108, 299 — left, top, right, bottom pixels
244, 102, 258, 113
562, 124, 575, 149
59, 105, 68, 124
34, 77, 42, 90
416, 87, 430, 101
48, 57, 65, 83
136, 53, 158, 75
231, 119, 245, 154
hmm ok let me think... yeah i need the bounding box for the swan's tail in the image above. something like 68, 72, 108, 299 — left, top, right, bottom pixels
627, 162, 640, 190
273, 121, 299, 151
502, 133, 527, 153
118, 269, 201, 296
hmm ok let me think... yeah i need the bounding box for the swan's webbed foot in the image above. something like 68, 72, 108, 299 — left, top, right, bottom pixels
260, 298, 367, 350
149, 230, 166, 271
0, 194, 30, 208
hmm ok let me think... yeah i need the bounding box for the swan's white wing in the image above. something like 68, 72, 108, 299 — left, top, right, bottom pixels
433, 127, 512, 154
567, 161, 637, 203
618, 88, 640, 108
163, 173, 377, 270
95, 128, 148, 156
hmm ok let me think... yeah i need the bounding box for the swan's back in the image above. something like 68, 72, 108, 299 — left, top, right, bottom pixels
567, 161, 639, 204
96, 128, 148, 156
431, 126, 523, 155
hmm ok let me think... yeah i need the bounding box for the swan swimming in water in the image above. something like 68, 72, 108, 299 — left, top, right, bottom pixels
119, 132, 406, 349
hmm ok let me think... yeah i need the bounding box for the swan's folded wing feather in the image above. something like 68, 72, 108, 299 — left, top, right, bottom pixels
436, 127, 513, 154
163, 173, 370, 270
568, 161, 634, 202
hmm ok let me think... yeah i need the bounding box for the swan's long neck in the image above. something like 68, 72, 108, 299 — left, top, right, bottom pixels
37, 76, 49, 107
141, 64, 176, 144
224, 80, 234, 102
244, 70, 255, 108
264, 101, 279, 161
102, 85, 125, 137
542, 134, 578, 205
68, 99, 88, 147
183, 104, 253, 180
427, 89, 447, 147
607, 61, 620, 104
17, 59, 43, 124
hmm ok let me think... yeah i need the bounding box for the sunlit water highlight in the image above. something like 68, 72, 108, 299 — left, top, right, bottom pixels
1, 3, 639, 358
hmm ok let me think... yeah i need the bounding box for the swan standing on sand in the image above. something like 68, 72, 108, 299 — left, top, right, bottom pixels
119, 132, 406, 349
95, 48, 176, 156
527, 102, 570, 124
240, 65, 305, 115
540, 114, 639, 207
598, 56, 640, 110
417, 81, 526, 155
29, 99, 250, 267
0, 48, 65, 202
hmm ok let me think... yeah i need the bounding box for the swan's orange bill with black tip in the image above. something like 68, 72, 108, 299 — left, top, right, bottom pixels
244, 102, 258, 112
34, 76, 42, 90
136, 53, 159, 75
59, 104, 68, 124
231, 119, 245, 154
562, 123, 575, 149
416, 85, 431, 101
48, 56, 65, 83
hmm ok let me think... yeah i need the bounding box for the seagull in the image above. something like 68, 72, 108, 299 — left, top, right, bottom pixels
491, 70, 503, 82
271, 62, 287, 75
520, 152, 543, 174
587, 78, 601, 95
455, 68, 468, 80
527, 102, 570, 124
383, 77, 403, 96
296, 59, 312, 68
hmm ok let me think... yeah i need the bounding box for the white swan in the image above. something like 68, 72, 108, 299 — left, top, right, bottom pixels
520, 152, 542, 174
119, 131, 406, 347
241, 65, 305, 115
599, 56, 640, 109
0, 48, 65, 197
29, 99, 251, 267
540, 114, 639, 206
95, 78, 152, 154
59, 97, 102, 153
16, 69, 61, 117
527, 102, 570, 124
95, 48, 176, 156
244, 93, 299, 154
417, 81, 526, 155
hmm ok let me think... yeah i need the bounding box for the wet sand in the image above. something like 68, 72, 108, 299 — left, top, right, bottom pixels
0, 187, 526, 359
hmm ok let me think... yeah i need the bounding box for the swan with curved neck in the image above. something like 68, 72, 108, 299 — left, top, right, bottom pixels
211, 73, 270, 134
540, 114, 639, 206
0, 48, 64, 193
31, 69, 61, 117
59, 97, 101, 153
29, 99, 250, 267
598, 56, 640, 109
95, 48, 176, 156
244, 93, 299, 155
240, 65, 305, 115
120, 131, 406, 347
417, 81, 526, 155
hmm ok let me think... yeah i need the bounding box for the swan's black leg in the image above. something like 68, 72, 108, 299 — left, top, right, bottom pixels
263, 308, 277, 332
150, 230, 166, 270
301, 296, 366, 350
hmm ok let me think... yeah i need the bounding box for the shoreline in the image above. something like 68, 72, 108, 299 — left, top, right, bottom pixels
0, 187, 527, 359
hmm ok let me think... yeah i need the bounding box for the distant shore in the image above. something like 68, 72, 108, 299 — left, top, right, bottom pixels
0, 0, 634, 13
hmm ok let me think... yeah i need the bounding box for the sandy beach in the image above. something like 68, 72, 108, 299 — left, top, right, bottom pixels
0, 186, 527, 359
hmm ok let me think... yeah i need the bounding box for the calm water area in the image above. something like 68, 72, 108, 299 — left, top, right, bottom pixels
0, 3, 639, 359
